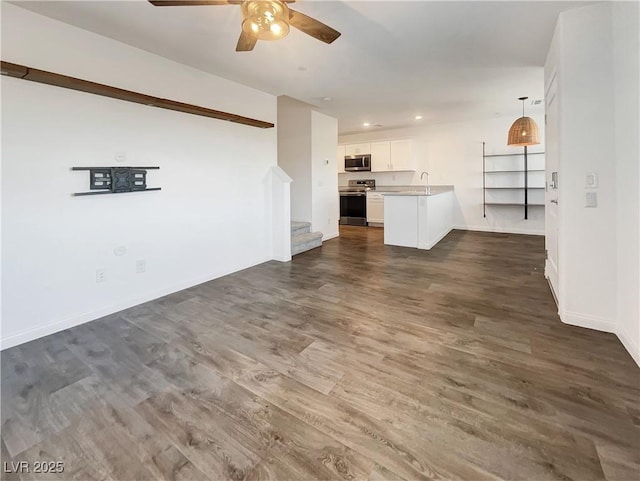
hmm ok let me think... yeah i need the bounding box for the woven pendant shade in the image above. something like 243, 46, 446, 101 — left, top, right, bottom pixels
508, 116, 540, 146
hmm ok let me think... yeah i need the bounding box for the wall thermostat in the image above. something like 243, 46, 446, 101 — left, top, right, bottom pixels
585, 172, 598, 188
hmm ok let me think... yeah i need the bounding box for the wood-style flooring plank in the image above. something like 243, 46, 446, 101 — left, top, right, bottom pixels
2, 227, 638, 481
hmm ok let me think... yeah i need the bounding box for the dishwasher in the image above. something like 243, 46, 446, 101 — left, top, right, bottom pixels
366, 191, 384, 226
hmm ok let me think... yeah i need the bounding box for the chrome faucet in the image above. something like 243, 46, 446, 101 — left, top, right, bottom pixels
420, 172, 431, 194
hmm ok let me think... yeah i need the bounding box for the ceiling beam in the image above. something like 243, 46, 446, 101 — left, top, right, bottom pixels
1, 60, 274, 129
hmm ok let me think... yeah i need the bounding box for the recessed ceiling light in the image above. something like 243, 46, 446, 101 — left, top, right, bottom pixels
414, 115, 423, 120
322, 97, 332, 101
363, 122, 371, 127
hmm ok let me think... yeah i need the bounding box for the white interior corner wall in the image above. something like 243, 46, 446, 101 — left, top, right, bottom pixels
546, 1, 640, 366
277, 96, 339, 240
339, 111, 546, 236
311, 111, 339, 239
277, 96, 312, 224
612, 1, 640, 366
0, 4, 278, 349
557, 2, 618, 332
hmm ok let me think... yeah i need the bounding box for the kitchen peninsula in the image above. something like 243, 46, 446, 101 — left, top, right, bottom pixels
383, 186, 454, 250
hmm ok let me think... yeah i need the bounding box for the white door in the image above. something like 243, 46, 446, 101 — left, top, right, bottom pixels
545, 76, 560, 304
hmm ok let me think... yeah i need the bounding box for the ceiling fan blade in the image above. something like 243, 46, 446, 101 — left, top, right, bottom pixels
288, 8, 340, 44
236, 31, 258, 52
148, 1, 241, 6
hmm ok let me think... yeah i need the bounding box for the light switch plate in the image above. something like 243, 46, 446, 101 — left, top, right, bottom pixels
586, 191, 597, 208
585, 172, 598, 188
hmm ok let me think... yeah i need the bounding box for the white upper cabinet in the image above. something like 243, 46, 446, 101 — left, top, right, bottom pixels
371, 141, 391, 172
337, 144, 346, 173
390, 139, 415, 171
339, 138, 415, 173
344, 143, 371, 156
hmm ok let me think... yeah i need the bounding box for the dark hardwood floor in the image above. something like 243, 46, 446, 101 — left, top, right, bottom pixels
2, 227, 638, 481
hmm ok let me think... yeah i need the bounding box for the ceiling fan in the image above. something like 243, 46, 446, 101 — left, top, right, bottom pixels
148, 1, 341, 52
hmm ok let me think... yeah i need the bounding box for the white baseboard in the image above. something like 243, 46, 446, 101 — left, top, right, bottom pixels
559, 309, 617, 333
455, 224, 545, 236
0, 256, 271, 351
323, 232, 339, 241
617, 328, 640, 368
423, 227, 453, 250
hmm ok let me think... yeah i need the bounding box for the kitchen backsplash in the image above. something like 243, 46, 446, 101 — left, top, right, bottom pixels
338, 171, 418, 187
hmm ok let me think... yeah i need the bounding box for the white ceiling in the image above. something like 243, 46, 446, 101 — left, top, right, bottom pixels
11, 0, 591, 134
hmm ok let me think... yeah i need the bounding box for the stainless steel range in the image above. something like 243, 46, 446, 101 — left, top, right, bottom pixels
339, 179, 375, 226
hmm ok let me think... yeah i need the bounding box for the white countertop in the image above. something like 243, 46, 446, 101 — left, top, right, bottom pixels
378, 185, 454, 196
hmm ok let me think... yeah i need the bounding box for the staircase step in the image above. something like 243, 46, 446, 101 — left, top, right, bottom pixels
291, 221, 311, 236
292, 231, 323, 256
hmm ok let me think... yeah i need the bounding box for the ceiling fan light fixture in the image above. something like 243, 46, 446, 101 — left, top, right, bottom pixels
507, 96, 540, 146
241, 0, 290, 41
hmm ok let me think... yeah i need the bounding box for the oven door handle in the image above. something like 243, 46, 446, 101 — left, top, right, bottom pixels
340, 192, 366, 196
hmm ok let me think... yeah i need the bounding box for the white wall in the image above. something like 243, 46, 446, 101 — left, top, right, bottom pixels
278, 96, 339, 239
612, 1, 640, 364
545, 1, 639, 366
311, 111, 339, 239
277, 96, 312, 224
1, 4, 278, 349
268, 166, 293, 263
557, 2, 618, 330
339, 112, 546, 236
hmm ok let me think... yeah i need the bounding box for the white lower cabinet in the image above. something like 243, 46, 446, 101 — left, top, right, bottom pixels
366, 192, 384, 224
383, 191, 453, 249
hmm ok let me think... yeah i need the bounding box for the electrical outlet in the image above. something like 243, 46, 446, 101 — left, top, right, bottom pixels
136, 259, 146, 274
96, 269, 106, 283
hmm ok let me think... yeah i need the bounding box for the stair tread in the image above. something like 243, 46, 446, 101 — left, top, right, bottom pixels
291, 221, 311, 232
292, 231, 323, 245
291, 221, 312, 236
291, 230, 323, 256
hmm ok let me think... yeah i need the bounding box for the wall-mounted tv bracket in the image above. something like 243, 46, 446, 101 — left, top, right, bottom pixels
72, 166, 160, 196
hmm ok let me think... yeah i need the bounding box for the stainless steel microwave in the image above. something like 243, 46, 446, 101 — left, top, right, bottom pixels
344, 154, 371, 172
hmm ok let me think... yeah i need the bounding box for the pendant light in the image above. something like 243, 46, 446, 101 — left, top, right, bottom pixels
506, 96, 540, 220
507, 96, 540, 146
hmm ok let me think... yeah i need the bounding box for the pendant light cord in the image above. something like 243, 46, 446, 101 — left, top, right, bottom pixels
518, 96, 528, 118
